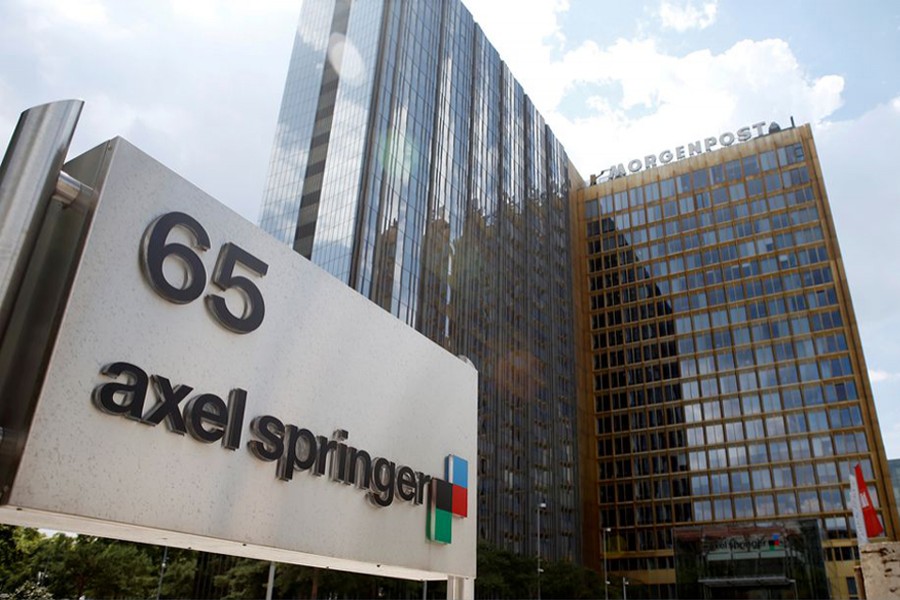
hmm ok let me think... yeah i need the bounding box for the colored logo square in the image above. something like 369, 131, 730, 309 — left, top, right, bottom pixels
452, 484, 467, 517
446, 454, 468, 489
434, 478, 453, 512
427, 506, 452, 544
426, 454, 469, 545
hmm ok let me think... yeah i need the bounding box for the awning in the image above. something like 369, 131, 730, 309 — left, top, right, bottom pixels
698, 576, 794, 588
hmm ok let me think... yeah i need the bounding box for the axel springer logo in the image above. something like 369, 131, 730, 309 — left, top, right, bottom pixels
427, 455, 468, 544
92, 361, 469, 543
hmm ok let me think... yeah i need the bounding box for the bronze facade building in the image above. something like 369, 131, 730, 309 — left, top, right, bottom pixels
573, 124, 897, 599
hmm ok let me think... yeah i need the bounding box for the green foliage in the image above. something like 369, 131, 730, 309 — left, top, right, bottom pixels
213, 557, 271, 600
159, 548, 204, 599
0, 529, 158, 599
36, 534, 156, 598
475, 541, 604, 600
214, 561, 431, 599
0, 526, 42, 592
0, 526, 602, 599
539, 558, 604, 599
475, 541, 537, 599
1, 581, 53, 600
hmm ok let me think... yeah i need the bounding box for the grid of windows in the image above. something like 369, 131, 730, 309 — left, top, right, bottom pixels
576, 126, 896, 595
258, 0, 337, 246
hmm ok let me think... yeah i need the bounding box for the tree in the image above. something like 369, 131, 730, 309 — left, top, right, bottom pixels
215, 557, 272, 599
0, 526, 43, 593
476, 541, 537, 599
2, 581, 53, 600
540, 559, 604, 599
475, 541, 606, 600
36, 534, 156, 598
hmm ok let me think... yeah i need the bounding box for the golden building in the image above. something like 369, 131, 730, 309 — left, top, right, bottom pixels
572, 123, 897, 599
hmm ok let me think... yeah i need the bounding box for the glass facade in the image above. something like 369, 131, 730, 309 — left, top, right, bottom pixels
260, 0, 579, 561
574, 125, 899, 598
673, 520, 830, 599
675, 519, 829, 600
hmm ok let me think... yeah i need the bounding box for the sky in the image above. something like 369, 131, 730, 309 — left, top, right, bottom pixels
1, 1, 899, 456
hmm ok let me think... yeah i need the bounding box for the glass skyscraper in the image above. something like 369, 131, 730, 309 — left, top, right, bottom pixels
573, 124, 898, 599
259, 0, 580, 561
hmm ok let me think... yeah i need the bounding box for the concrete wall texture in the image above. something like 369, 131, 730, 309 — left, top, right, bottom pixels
861, 542, 900, 599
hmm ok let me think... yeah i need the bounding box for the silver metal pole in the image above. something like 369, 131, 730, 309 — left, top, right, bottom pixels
537, 501, 546, 600
265, 561, 276, 600
155, 546, 168, 600
0, 99, 83, 340
603, 528, 609, 600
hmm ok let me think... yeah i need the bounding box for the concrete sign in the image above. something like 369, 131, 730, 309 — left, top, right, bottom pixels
0, 138, 478, 582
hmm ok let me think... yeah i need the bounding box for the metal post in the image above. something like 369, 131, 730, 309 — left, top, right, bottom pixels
603, 527, 611, 600
265, 562, 276, 600
0, 100, 83, 340
155, 546, 168, 600
446, 575, 472, 600
537, 501, 546, 600
423, 579, 427, 600
622, 576, 628, 600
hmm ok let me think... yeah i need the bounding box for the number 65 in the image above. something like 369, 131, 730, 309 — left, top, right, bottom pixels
140, 212, 269, 334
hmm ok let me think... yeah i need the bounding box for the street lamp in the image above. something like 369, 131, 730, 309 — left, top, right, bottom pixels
602, 527, 612, 600
537, 501, 546, 600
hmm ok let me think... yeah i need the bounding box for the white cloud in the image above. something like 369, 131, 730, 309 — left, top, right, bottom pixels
869, 365, 900, 459
21, 0, 135, 40
462, 0, 570, 112
459, 3, 844, 178
169, 0, 297, 31
53, 0, 109, 27
815, 96, 900, 324
870, 370, 900, 384
658, 0, 718, 32
464, 0, 568, 51
544, 37, 843, 176
0, 0, 298, 222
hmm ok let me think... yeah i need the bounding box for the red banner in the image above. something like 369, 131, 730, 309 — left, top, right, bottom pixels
855, 464, 884, 538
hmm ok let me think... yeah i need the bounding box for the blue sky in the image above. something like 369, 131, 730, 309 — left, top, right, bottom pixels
554, 0, 899, 119
1, 0, 900, 457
